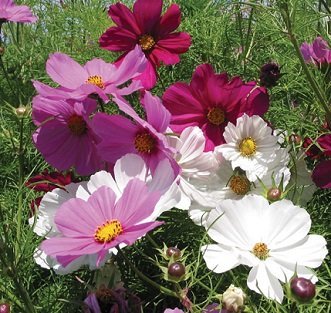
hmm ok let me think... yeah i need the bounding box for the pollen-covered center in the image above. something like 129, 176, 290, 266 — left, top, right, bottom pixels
207, 107, 225, 126
86, 75, 105, 89
94, 219, 123, 243
229, 175, 250, 195
67, 114, 87, 136
138, 34, 155, 51
239, 137, 257, 157
134, 132, 156, 154
252, 242, 269, 260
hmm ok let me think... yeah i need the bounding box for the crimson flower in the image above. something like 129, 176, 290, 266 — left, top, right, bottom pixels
99, 0, 191, 89
162, 64, 269, 151
312, 159, 331, 189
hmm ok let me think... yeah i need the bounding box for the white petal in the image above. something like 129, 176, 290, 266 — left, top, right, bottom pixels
247, 263, 284, 303
114, 154, 147, 192
201, 244, 240, 273
87, 170, 121, 197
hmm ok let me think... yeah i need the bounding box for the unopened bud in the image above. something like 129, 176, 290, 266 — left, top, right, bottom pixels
0, 303, 10, 313
259, 62, 282, 88
290, 277, 316, 303
267, 188, 282, 201
289, 134, 301, 145
222, 284, 246, 313
0, 47, 4, 56
15, 106, 27, 118
166, 247, 181, 260
168, 262, 185, 279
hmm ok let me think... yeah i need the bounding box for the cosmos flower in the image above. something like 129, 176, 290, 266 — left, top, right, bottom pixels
312, 159, 331, 189
30, 154, 179, 273
93, 92, 179, 174
32, 96, 102, 176
33, 45, 147, 102
40, 178, 162, 268
0, 0, 37, 24
216, 114, 280, 181
202, 195, 327, 303
163, 64, 269, 151
99, 0, 191, 89
164, 309, 184, 313
300, 36, 331, 66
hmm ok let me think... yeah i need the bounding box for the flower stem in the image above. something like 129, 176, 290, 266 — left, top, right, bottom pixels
117, 248, 178, 298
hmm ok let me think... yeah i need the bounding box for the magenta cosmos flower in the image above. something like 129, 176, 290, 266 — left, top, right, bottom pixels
300, 36, 331, 66
33, 45, 147, 102
162, 64, 269, 151
0, 0, 37, 24
32, 96, 102, 176
93, 92, 178, 174
40, 179, 162, 268
99, 0, 191, 89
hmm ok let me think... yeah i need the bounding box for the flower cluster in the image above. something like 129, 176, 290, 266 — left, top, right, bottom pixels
26, 0, 328, 310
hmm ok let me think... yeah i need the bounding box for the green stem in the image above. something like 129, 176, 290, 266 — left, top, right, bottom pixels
117, 248, 178, 298
15, 117, 24, 257
0, 56, 16, 97
145, 233, 160, 249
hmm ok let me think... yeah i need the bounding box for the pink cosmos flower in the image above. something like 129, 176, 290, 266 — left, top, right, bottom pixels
32, 96, 102, 176
164, 309, 184, 313
99, 0, 191, 89
40, 178, 162, 268
0, 0, 37, 24
300, 37, 331, 66
92, 92, 178, 174
312, 159, 331, 189
162, 64, 269, 151
33, 45, 147, 102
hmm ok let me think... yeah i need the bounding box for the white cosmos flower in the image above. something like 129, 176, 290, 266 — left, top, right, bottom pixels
216, 114, 280, 181
168, 126, 219, 210
188, 147, 291, 226
30, 153, 180, 274
201, 195, 327, 303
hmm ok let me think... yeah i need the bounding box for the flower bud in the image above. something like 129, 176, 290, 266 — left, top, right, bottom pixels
15, 106, 27, 118
267, 187, 282, 201
289, 134, 301, 145
290, 277, 316, 303
0, 47, 4, 56
0, 303, 10, 313
166, 247, 181, 260
168, 262, 185, 278
222, 284, 246, 312
259, 62, 282, 88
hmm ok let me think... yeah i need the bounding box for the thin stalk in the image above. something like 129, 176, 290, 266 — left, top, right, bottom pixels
15, 117, 25, 257
145, 233, 160, 250
117, 248, 178, 298
0, 56, 17, 97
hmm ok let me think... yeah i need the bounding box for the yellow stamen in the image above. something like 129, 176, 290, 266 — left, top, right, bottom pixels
94, 219, 123, 243
207, 107, 225, 126
138, 34, 155, 51
252, 242, 269, 260
134, 132, 156, 154
239, 137, 257, 157
229, 175, 250, 195
86, 75, 105, 89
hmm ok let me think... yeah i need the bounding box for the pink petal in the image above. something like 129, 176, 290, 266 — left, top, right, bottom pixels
150, 46, 180, 65
312, 37, 330, 59
83, 58, 116, 82
108, 2, 141, 35
133, 59, 157, 89
133, 0, 162, 34
3, 5, 37, 23
33, 80, 70, 100
114, 178, 161, 225
157, 4, 181, 37
142, 91, 170, 133
46, 53, 87, 89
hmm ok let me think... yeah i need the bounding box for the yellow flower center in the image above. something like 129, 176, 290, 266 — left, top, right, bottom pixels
67, 114, 87, 136
94, 219, 123, 243
252, 242, 269, 260
229, 175, 250, 195
138, 34, 156, 51
207, 107, 225, 126
86, 75, 105, 89
134, 132, 156, 154
239, 137, 257, 157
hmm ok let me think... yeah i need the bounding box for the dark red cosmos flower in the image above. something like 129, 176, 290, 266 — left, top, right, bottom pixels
312, 159, 331, 189
99, 0, 191, 89
303, 133, 331, 160
162, 63, 269, 151
26, 170, 75, 214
